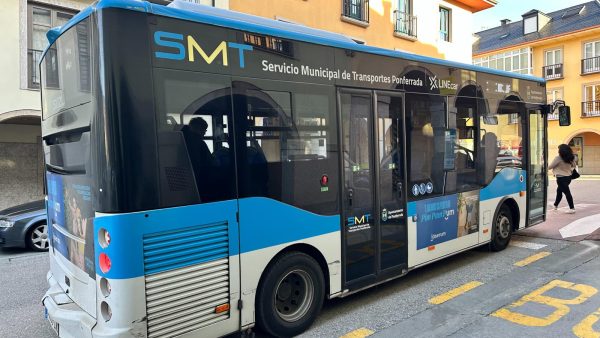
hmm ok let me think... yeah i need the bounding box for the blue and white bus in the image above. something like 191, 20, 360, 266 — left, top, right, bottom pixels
41, 0, 551, 337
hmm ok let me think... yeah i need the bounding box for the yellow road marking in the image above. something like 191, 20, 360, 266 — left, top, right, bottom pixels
429, 281, 483, 305
340, 328, 374, 338
573, 308, 600, 338
514, 251, 551, 267
492, 280, 598, 327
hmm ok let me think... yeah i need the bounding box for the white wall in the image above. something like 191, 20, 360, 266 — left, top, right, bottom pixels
411, 0, 474, 63
0, 0, 91, 117
194, 0, 229, 9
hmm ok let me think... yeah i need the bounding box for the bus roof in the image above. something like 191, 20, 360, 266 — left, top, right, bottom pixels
46, 0, 545, 84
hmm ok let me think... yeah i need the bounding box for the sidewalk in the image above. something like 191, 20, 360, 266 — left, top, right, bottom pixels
518, 179, 600, 241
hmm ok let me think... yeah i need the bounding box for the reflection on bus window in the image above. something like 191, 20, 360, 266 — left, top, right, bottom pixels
479, 98, 523, 185
234, 81, 338, 215
447, 95, 480, 192
154, 69, 236, 206
406, 93, 446, 198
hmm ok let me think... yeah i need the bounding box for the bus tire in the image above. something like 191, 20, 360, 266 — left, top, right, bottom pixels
256, 251, 325, 337
491, 205, 512, 252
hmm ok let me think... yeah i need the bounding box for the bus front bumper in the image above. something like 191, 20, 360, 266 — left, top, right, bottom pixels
42, 271, 95, 338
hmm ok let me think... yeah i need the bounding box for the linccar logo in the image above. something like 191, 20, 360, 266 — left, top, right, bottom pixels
153, 31, 254, 68
429, 75, 458, 91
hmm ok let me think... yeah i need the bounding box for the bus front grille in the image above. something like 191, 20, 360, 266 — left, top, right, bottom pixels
143, 222, 230, 338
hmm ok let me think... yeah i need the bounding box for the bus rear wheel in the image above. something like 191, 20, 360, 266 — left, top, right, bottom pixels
256, 252, 325, 337
491, 205, 512, 252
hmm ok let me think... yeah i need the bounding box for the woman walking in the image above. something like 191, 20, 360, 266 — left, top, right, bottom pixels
548, 144, 577, 214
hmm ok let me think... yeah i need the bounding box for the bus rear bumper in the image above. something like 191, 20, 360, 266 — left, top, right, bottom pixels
42, 271, 95, 338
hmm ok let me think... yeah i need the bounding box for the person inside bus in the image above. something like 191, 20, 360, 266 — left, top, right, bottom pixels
182, 116, 216, 201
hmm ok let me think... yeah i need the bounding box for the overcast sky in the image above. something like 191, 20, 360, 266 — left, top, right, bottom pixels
472, 0, 591, 33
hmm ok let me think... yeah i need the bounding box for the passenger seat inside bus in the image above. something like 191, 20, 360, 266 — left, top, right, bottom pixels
157, 129, 201, 206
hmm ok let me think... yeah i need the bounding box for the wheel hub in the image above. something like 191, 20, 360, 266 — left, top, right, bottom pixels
497, 216, 510, 239
274, 269, 314, 322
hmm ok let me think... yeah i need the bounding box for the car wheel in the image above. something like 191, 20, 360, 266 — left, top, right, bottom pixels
490, 205, 512, 252
27, 222, 49, 252
256, 252, 325, 337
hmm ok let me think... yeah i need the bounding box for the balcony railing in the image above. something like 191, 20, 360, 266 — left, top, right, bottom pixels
582, 56, 600, 74
582, 101, 600, 117
28, 49, 43, 89
343, 0, 369, 23
542, 63, 563, 79
548, 112, 559, 120
394, 10, 417, 38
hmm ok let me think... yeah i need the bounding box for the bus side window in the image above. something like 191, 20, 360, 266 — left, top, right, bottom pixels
405, 93, 446, 199
233, 81, 338, 215
154, 69, 237, 207
447, 95, 480, 193
479, 98, 523, 186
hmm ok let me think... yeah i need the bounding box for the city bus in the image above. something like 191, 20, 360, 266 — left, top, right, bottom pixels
40, 0, 552, 337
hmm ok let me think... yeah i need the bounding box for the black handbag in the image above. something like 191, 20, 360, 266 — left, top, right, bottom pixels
571, 168, 580, 180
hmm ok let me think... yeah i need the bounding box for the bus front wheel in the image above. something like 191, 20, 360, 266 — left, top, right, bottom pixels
491, 205, 512, 251
256, 251, 325, 337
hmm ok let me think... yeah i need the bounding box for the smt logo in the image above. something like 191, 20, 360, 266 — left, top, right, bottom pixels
347, 214, 371, 226
429, 75, 458, 91
153, 31, 253, 68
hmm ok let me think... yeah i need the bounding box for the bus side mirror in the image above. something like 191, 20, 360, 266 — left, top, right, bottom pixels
558, 106, 571, 126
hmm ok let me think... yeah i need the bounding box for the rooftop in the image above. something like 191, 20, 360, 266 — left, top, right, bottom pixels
473, 1, 600, 55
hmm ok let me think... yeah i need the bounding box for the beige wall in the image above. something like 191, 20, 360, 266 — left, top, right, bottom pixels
230, 0, 478, 63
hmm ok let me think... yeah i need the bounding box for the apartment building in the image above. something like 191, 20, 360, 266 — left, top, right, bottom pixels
473, 1, 600, 173
229, 0, 497, 63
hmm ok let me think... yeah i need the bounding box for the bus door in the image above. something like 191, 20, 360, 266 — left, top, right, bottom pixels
526, 107, 548, 225
339, 89, 408, 288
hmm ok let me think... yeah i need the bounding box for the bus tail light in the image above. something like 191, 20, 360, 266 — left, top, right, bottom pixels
99, 253, 112, 273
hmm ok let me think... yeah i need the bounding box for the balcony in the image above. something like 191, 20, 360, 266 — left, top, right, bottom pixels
394, 11, 417, 39
582, 101, 600, 117
582, 56, 600, 74
542, 64, 563, 80
342, 0, 369, 23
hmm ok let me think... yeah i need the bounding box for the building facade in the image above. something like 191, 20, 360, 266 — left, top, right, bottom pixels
229, 0, 496, 63
473, 1, 600, 173
0, 0, 93, 210
0, 0, 495, 210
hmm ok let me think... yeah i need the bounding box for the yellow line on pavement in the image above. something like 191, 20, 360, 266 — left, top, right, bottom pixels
340, 328, 374, 338
428, 281, 483, 305
514, 251, 551, 267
